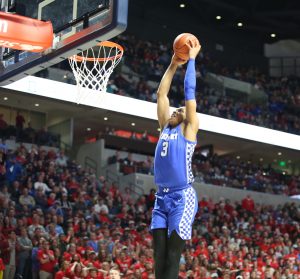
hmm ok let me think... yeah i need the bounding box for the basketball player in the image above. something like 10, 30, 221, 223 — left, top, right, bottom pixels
151, 39, 201, 279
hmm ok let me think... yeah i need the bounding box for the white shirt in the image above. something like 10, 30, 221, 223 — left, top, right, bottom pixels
94, 203, 109, 214
34, 181, 51, 194
9, 240, 16, 266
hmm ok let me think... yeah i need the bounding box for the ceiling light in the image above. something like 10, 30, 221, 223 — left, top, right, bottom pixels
237, 22, 243, 27
236, 156, 240, 160
278, 152, 282, 156
131, 123, 135, 126
104, 117, 108, 121
3, 97, 8, 100
179, 3, 185, 8
270, 33, 276, 38
34, 103, 39, 107
86, 128, 91, 131
216, 16, 222, 20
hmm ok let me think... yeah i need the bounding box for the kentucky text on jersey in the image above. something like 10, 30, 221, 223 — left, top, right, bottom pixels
160, 132, 178, 141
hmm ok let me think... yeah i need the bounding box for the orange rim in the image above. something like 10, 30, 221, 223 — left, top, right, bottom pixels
70, 41, 124, 62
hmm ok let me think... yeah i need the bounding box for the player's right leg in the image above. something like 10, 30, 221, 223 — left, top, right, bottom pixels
153, 228, 168, 278
151, 193, 168, 278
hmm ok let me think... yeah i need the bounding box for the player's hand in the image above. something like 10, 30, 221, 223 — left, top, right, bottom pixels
171, 54, 187, 66
186, 39, 201, 59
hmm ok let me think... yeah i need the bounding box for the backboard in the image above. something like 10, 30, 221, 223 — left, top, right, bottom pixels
0, 0, 128, 86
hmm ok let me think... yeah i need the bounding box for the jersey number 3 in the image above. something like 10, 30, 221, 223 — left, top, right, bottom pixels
161, 141, 168, 157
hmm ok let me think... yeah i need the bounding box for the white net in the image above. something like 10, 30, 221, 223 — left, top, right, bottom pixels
68, 41, 123, 104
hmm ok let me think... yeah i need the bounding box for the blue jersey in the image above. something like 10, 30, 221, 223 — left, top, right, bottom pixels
154, 124, 196, 188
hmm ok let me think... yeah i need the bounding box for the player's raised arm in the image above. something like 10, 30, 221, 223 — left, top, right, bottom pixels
157, 55, 186, 129
184, 40, 201, 132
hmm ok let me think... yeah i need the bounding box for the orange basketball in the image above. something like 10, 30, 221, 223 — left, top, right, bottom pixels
173, 33, 199, 61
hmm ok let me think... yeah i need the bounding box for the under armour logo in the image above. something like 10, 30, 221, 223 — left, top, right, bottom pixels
163, 188, 169, 193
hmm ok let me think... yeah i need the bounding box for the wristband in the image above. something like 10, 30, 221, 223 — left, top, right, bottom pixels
184, 59, 196, 101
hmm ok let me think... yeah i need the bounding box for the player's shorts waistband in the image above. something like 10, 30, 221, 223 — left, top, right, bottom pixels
157, 184, 192, 194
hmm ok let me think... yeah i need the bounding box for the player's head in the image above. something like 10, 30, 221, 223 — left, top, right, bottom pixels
169, 106, 186, 127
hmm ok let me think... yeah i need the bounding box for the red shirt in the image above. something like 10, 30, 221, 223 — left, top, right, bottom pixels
0, 258, 4, 271
86, 273, 104, 279
37, 249, 56, 273
199, 200, 209, 208
115, 257, 133, 273
218, 252, 227, 264
77, 246, 93, 258
54, 271, 65, 279
241, 197, 254, 212
132, 262, 146, 273
84, 259, 102, 270
284, 254, 297, 264
63, 252, 81, 262
194, 247, 209, 258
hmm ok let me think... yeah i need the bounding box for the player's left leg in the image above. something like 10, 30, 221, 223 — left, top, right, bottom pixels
165, 231, 186, 279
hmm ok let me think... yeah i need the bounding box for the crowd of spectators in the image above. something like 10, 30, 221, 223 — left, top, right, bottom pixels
42, 34, 300, 134
0, 112, 60, 147
192, 152, 300, 196
0, 143, 300, 278
104, 34, 300, 135
107, 151, 154, 176
106, 148, 300, 197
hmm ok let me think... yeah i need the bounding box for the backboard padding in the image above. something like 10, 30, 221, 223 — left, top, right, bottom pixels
0, 0, 128, 86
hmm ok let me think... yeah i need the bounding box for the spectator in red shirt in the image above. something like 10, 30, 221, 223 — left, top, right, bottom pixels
84, 250, 102, 270
0, 257, 4, 279
241, 195, 255, 212
115, 250, 132, 275
54, 261, 68, 279
15, 111, 25, 130
86, 267, 104, 279
37, 239, 57, 279
1, 231, 19, 279
15, 111, 25, 142
63, 243, 81, 263
0, 114, 8, 130
68, 262, 84, 279
76, 236, 93, 258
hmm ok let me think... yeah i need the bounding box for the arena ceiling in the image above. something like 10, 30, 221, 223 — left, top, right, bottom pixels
129, 0, 300, 41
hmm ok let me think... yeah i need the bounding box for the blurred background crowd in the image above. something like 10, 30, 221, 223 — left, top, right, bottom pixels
104, 34, 300, 135
0, 143, 299, 278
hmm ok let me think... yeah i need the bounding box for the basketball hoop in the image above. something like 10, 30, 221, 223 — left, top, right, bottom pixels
68, 41, 124, 104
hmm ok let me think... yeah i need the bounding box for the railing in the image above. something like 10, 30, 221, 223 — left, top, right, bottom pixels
84, 156, 97, 174
104, 165, 145, 198
128, 182, 145, 198
105, 168, 120, 185
60, 140, 71, 153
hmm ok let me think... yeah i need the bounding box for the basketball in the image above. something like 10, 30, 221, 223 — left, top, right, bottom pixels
173, 33, 199, 60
